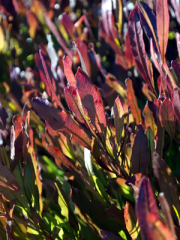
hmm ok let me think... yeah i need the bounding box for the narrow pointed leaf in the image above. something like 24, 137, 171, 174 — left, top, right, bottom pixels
63, 56, 76, 88
39, 49, 64, 109
117, 0, 123, 33
124, 202, 140, 239
113, 97, 124, 145
106, 73, 127, 99
48, 145, 76, 172
150, 100, 165, 158
55, 183, 69, 220
111, 178, 134, 202
171, 60, 180, 86
0, 161, 29, 212
101, 0, 110, 38
173, 87, 180, 124
75, 68, 107, 135
61, 13, 75, 40
137, 1, 161, 64
128, 6, 156, 95
145, 127, 155, 164
143, 102, 158, 137
126, 78, 142, 125
159, 193, 176, 238
153, 153, 180, 223
156, 0, 169, 62
159, 98, 176, 140
44, 11, 73, 58
75, 42, 91, 77
132, 125, 149, 174
28, 145, 43, 214
32, 97, 91, 148
147, 213, 176, 240
136, 177, 159, 240
124, 31, 135, 69
64, 86, 85, 123
176, 32, 180, 59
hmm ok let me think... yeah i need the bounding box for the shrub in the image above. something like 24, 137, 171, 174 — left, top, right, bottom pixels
0, 0, 180, 239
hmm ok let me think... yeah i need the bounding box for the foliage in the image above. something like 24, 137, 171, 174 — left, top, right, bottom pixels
0, 0, 180, 239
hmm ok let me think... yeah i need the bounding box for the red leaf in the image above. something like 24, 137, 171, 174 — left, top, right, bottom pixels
124, 31, 135, 69
131, 125, 150, 174
61, 13, 75, 40
34, 53, 51, 97
44, 11, 73, 58
153, 153, 180, 224
48, 145, 76, 171
126, 78, 142, 125
113, 96, 124, 145
159, 98, 176, 139
173, 87, 180, 123
64, 86, 85, 123
75, 68, 107, 135
99, 19, 123, 56
32, 97, 91, 148
136, 177, 159, 240
128, 6, 156, 95
156, 0, 169, 62
63, 55, 76, 88
159, 193, 176, 238
75, 42, 91, 77
147, 213, 176, 240
35, 47, 64, 110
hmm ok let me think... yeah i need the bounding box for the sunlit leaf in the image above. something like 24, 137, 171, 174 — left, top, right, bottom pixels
26, 10, 38, 39
113, 96, 124, 145
147, 213, 176, 240
126, 78, 142, 125
156, 0, 169, 62
64, 86, 85, 123
124, 202, 140, 239
137, 1, 161, 64
75, 68, 107, 136
61, 13, 75, 40
63, 56, 77, 88
143, 102, 157, 137
0, 161, 29, 213
128, 6, 156, 95
159, 98, 176, 140
32, 97, 91, 148
48, 144, 76, 172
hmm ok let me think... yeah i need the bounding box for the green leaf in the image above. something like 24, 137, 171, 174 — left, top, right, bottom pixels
114, 96, 124, 145
92, 175, 111, 206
